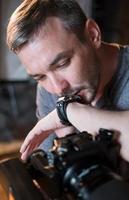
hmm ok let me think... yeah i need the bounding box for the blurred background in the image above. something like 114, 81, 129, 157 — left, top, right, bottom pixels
0, 0, 129, 159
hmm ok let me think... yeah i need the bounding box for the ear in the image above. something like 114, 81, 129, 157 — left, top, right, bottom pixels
84, 19, 101, 48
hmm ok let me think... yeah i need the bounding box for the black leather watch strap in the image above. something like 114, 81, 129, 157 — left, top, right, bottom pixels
56, 95, 84, 125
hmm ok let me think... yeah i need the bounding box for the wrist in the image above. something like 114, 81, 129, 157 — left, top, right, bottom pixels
66, 102, 86, 121
56, 95, 84, 125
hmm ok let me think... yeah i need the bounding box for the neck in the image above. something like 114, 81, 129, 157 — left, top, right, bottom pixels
92, 42, 120, 106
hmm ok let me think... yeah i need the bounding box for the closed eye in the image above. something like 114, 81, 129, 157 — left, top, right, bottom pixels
57, 57, 71, 68
32, 74, 46, 82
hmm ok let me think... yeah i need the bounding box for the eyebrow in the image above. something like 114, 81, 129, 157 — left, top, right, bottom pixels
49, 49, 73, 66
30, 49, 73, 79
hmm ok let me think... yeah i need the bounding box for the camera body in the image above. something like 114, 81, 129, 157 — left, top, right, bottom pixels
26, 129, 129, 200
1, 129, 129, 200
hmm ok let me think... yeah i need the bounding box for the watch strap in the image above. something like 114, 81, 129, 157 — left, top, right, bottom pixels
56, 95, 84, 125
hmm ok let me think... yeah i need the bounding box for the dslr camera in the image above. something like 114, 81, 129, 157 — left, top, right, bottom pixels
0, 129, 129, 200
27, 129, 129, 200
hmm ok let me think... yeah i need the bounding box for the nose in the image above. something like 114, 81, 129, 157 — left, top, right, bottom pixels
48, 74, 70, 95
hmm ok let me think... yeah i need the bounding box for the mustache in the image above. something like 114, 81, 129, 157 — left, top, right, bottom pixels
60, 86, 87, 96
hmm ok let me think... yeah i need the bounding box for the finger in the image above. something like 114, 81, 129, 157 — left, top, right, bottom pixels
20, 139, 38, 161
20, 129, 51, 154
20, 131, 35, 153
20, 132, 46, 160
21, 151, 27, 161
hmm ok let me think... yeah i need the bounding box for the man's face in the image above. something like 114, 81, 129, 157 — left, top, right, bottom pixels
17, 18, 101, 103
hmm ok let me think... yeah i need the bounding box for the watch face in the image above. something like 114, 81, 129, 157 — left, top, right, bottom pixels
57, 95, 84, 104
57, 96, 65, 101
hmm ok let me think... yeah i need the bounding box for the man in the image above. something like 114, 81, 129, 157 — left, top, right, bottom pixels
7, 0, 129, 163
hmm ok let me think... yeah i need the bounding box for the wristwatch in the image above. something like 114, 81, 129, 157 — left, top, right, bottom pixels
56, 95, 84, 126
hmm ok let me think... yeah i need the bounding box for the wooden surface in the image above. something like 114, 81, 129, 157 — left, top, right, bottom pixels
0, 140, 23, 161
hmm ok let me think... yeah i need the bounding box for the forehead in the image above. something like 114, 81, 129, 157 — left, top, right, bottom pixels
17, 18, 82, 70
31, 17, 79, 49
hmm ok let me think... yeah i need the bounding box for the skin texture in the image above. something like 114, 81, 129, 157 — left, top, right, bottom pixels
18, 18, 126, 161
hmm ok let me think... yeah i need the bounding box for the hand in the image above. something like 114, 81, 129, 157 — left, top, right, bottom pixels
20, 109, 61, 160
20, 122, 51, 161
20, 109, 73, 161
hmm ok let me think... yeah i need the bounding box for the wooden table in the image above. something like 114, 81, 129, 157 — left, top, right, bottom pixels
0, 140, 23, 161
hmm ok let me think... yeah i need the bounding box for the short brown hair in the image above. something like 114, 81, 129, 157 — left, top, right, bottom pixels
7, 0, 87, 52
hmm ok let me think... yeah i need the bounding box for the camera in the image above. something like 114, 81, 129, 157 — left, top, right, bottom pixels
0, 129, 129, 200
26, 129, 129, 200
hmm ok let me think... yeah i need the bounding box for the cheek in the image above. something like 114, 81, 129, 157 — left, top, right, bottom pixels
67, 62, 86, 85
59, 69, 83, 89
